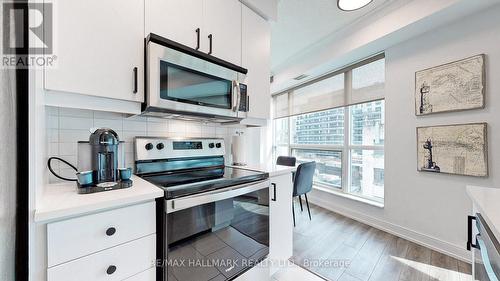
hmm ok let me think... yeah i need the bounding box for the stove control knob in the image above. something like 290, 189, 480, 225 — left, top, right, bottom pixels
208, 143, 215, 148
145, 143, 154, 150
216, 143, 222, 148
156, 143, 165, 150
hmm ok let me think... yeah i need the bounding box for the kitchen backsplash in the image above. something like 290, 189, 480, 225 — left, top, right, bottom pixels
45, 106, 244, 184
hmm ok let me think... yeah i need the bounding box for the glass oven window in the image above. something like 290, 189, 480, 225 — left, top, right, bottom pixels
166, 190, 269, 281
160, 61, 232, 109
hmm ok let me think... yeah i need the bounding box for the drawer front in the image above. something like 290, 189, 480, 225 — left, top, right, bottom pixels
48, 234, 156, 281
48, 202, 156, 267
124, 268, 156, 281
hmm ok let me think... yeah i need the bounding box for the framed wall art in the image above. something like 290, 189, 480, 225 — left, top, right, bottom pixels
416, 123, 488, 177
415, 54, 485, 116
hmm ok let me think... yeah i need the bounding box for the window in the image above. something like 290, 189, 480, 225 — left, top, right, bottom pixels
293, 149, 342, 189
272, 55, 385, 204
291, 108, 344, 145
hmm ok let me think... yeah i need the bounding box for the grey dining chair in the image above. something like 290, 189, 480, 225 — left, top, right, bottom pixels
276, 156, 297, 182
292, 161, 316, 227
276, 156, 296, 167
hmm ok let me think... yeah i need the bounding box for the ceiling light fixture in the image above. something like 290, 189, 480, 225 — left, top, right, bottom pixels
337, 0, 373, 11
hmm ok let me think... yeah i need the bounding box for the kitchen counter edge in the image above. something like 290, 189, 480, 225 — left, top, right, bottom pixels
34, 175, 164, 223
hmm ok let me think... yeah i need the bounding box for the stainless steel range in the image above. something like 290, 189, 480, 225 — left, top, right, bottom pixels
134, 137, 270, 281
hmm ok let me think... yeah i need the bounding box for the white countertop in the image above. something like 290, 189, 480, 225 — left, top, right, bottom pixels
229, 163, 296, 177
466, 185, 500, 240
35, 175, 164, 223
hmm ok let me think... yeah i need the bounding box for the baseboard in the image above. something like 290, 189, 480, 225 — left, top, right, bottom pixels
307, 193, 471, 263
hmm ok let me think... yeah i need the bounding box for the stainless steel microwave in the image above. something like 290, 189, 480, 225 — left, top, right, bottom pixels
143, 33, 249, 122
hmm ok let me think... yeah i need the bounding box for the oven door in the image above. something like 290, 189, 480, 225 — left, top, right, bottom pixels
147, 40, 246, 119
474, 214, 500, 281
161, 180, 270, 281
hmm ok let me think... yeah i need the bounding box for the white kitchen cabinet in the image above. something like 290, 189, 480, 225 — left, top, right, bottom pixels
145, 0, 203, 49
146, 0, 242, 65
45, 201, 157, 281
47, 202, 156, 267
48, 235, 156, 281
44, 0, 144, 103
242, 5, 271, 121
269, 173, 294, 274
203, 0, 242, 64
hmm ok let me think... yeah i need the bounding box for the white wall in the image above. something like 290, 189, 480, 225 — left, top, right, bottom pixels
309, 5, 500, 261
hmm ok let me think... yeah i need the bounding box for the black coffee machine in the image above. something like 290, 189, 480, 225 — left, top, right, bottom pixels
90, 128, 120, 183
76, 128, 132, 194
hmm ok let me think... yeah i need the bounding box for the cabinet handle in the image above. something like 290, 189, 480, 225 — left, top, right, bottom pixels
133, 67, 138, 94
208, 34, 213, 55
467, 215, 478, 250
106, 265, 117, 275
271, 183, 276, 201
106, 227, 116, 236
195, 28, 200, 50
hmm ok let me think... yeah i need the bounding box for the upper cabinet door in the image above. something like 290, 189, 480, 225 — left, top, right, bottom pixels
203, 0, 242, 65
44, 0, 144, 102
145, 0, 203, 49
242, 5, 271, 120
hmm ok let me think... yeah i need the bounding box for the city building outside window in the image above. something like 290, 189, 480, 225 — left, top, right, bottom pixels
272, 55, 385, 204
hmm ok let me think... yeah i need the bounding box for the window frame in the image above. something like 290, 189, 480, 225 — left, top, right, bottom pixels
272, 54, 385, 204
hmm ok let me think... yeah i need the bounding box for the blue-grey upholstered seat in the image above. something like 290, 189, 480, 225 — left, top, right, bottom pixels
276, 156, 296, 167
292, 161, 316, 226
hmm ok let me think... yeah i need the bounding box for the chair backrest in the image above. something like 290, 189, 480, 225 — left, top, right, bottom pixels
276, 156, 296, 167
293, 161, 316, 196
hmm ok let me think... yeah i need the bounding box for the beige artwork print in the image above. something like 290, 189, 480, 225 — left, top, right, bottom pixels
417, 123, 487, 177
415, 55, 485, 115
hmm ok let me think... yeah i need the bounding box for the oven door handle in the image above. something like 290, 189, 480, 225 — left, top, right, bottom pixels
477, 235, 500, 281
468, 215, 479, 250
167, 179, 270, 213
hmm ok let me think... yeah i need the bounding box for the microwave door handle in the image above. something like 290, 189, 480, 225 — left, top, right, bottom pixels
477, 236, 500, 281
232, 80, 240, 112
237, 82, 242, 112
235, 81, 241, 112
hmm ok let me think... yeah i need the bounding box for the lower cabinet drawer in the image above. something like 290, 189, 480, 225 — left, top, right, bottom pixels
47, 202, 156, 267
123, 268, 157, 281
48, 234, 156, 281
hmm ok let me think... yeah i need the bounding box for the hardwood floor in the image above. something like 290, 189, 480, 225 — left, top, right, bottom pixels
291, 203, 472, 281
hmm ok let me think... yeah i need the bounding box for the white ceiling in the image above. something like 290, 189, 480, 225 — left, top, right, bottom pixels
271, 0, 395, 71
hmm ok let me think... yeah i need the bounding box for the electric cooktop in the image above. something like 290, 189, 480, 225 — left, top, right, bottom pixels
140, 166, 268, 199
